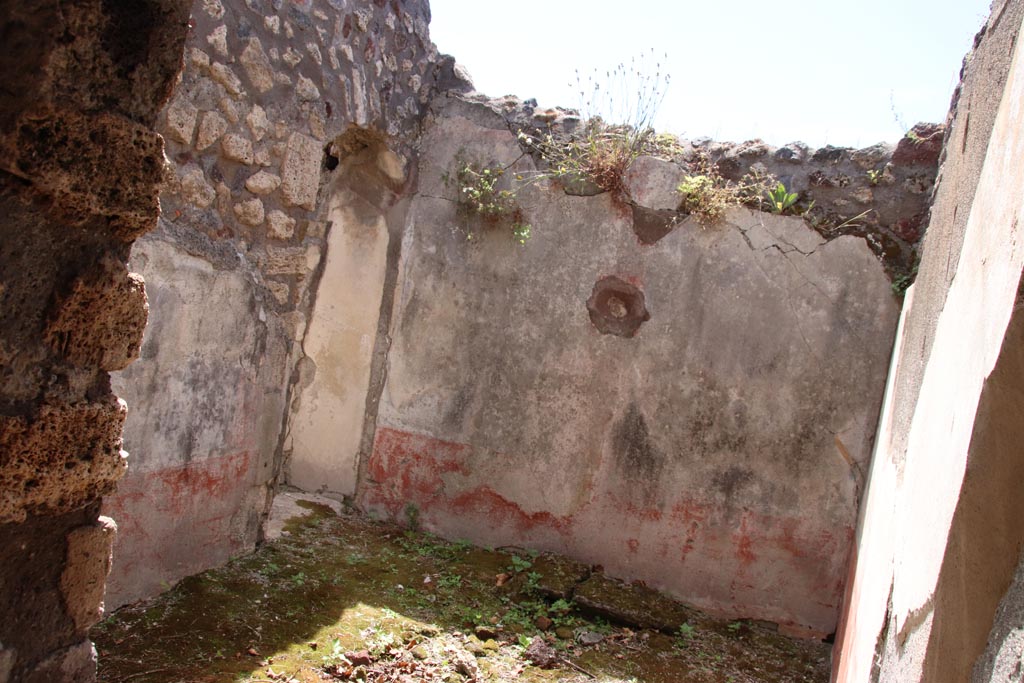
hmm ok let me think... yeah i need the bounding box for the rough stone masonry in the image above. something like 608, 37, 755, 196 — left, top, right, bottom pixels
0, 1, 190, 681
101, 0, 942, 642
0, 0, 969, 679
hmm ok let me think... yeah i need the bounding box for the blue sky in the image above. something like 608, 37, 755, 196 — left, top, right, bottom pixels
429, 0, 992, 148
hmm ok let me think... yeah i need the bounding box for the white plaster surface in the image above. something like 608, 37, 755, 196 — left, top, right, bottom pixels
836, 16, 1024, 681
287, 182, 389, 495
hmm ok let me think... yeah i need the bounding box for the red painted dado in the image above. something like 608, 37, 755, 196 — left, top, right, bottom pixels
103, 451, 258, 609
359, 427, 852, 635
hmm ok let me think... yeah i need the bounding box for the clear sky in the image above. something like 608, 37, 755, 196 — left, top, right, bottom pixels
428, 0, 993, 148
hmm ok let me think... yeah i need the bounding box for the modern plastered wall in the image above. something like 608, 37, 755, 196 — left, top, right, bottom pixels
0, 2, 189, 681
104, 0, 444, 608
834, 1, 1024, 681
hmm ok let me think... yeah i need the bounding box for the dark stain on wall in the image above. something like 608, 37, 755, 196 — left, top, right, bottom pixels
612, 402, 666, 504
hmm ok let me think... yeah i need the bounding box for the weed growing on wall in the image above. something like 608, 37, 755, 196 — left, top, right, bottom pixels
519, 51, 679, 195
676, 152, 776, 224
449, 160, 531, 245
764, 182, 800, 214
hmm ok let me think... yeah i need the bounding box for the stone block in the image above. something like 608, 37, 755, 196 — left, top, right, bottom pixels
281, 132, 321, 210
44, 254, 148, 371
254, 144, 272, 166
264, 245, 319, 277
164, 97, 198, 145
246, 105, 270, 141
267, 210, 296, 240
240, 38, 275, 93
245, 171, 281, 195
267, 281, 291, 306
296, 75, 321, 102
283, 47, 303, 68
0, 399, 128, 524
0, 647, 13, 683
622, 155, 685, 211
196, 111, 228, 151
218, 96, 241, 125
179, 167, 216, 208
210, 62, 244, 97
60, 517, 117, 632
201, 0, 225, 19
234, 198, 265, 226
221, 134, 255, 164
207, 25, 228, 58
188, 47, 210, 70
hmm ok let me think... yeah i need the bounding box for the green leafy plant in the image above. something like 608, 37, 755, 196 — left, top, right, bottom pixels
676, 153, 774, 224
322, 637, 345, 665
764, 182, 799, 214
674, 622, 697, 648
437, 572, 462, 590
891, 260, 919, 297
866, 168, 883, 186
453, 162, 531, 245
508, 555, 533, 573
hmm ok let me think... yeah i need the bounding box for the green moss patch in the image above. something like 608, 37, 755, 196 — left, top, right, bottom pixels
95, 502, 829, 682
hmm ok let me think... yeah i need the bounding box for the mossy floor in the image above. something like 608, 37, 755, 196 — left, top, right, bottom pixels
94, 498, 830, 683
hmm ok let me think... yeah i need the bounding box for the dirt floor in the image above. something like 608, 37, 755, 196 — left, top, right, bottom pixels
94, 494, 831, 683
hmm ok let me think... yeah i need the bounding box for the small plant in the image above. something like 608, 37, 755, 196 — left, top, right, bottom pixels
866, 168, 883, 186
891, 260, 919, 297
437, 572, 462, 590
508, 555, 533, 574
764, 182, 799, 214
453, 161, 531, 245
516, 51, 676, 197
726, 621, 743, 633
674, 622, 697, 648
322, 637, 345, 665
676, 153, 774, 224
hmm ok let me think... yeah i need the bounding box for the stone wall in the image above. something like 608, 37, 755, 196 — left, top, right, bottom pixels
0, 2, 189, 681
349, 92, 914, 637
103, 0, 443, 608
833, 1, 1024, 681
91, 0, 941, 645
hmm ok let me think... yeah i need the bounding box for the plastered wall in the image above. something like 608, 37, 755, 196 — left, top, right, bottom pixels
833, 1, 1024, 680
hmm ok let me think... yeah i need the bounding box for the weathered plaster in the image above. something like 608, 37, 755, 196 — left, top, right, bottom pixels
357, 95, 899, 636
287, 150, 397, 495
106, 233, 289, 608
834, 4, 1024, 680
